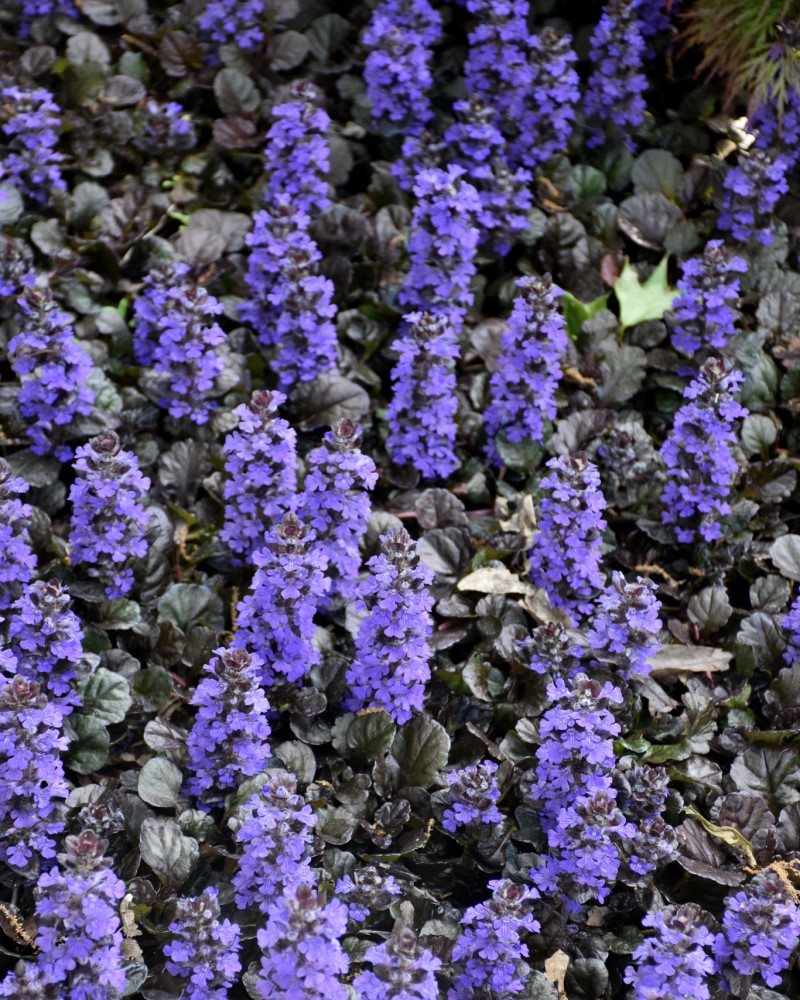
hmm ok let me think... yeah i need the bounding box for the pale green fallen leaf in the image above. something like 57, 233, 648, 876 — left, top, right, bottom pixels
614, 255, 676, 331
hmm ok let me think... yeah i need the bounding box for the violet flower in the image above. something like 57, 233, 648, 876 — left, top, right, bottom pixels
233, 513, 330, 687
585, 571, 662, 678
354, 923, 441, 999
0, 675, 68, 873
69, 431, 151, 599
484, 275, 567, 463
220, 389, 298, 563
718, 148, 789, 247
335, 866, 402, 923
624, 904, 716, 1000
443, 98, 533, 254
716, 875, 800, 988
782, 594, 800, 663
448, 879, 540, 1000
528, 453, 608, 622
362, 0, 442, 132
185, 648, 272, 807
659, 358, 748, 544
133, 261, 226, 425
386, 312, 460, 480
0, 85, 65, 203
300, 420, 377, 602
441, 760, 503, 834
3, 580, 83, 705
254, 886, 350, 999
230, 769, 317, 914
263, 81, 331, 218
670, 240, 747, 356
397, 165, 482, 329
584, 0, 649, 150
198, 0, 276, 51
521, 27, 580, 169
9, 287, 95, 461
0, 459, 36, 611
345, 528, 434, 724
164, 888, 242, 1000
30, 831, 126, 999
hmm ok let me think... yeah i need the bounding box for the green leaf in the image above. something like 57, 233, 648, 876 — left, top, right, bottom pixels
79, 668, 132, 724
687, 587, 733, 636
157, 583, 225, 631
139, 817, 198, 889
683, 805, 758, 867
331, 711, 397, 765
96, 599, 142, 631
132, 666, 173, 713
390, 715, 450, 788
138, 758, 183, 809
770, 534, 800, 581
64, 715, 110, 774
561, 291, 610, 339
730, 748, 800, 813
614, 256, 675, 332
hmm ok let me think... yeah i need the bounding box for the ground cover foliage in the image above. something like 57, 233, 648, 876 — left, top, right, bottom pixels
4, 1, 800, 998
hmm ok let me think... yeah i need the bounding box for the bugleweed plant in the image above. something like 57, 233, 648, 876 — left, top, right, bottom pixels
3, 1, 800, 997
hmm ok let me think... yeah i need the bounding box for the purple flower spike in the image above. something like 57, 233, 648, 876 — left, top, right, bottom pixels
4, 580, 84, 702
670, 240, 747, 356
718, 148, 790, 247
362, 0, 442, 132
233, 513, 330, 686
30, 831, 126, 998
386, 312, 460, 480
624, 904, 717, 1000
300, 420, 377, 602
133, 262, 226, 425
220, 390, 298, 563
584, 0, 649, 150
345, 528, 434, 724
528, 453, 607, 622
354, 923, 441, 999
0, 459, 36, 611
715, 875, 800, 988
230, 770, 317, 914
0, 86, 65, 203
186, 648, 272, 807
69, 431, 151, 600
9, 287, 95, 461
659, 358, 748, 544
0, 675, 68, 873
254, 886, 350, 1000
484, 275, 568, 463
441, 760, 503, 834
398, 166, 482, 329
585, 571, 662, 678
443, 98, 533, 254
448, 879, 540, 1000
263, 81, 331, 218
164, 888, 242, 1000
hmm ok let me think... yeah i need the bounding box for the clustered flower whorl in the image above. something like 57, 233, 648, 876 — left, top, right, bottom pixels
660, 358, 748, 543
484, 274, 568, 462
220, 389, 298, 562
185, 648, 272, 806
164, 888, 242, 1000
0, 674, 68, 873
234, 513, 330, 686
9, 286, 95, 461
69, 431, 151, 599
386, 312, 460, 480
345, 528, 434, 723
528, 453, 607, 621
